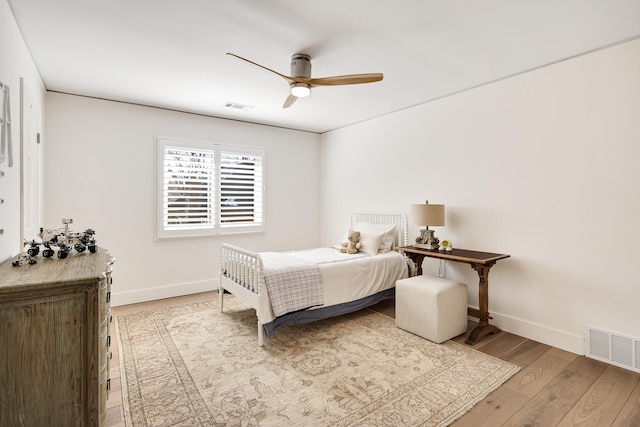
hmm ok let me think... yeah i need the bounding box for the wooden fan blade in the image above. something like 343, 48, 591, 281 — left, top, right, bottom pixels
226, 53, 294, 83
296, 73, 383, 86
282, 94, 297, 109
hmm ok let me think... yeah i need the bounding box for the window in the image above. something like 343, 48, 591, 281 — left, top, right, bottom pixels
156, 137, 264, 238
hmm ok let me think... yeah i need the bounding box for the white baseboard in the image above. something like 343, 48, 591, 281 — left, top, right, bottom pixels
474, 308, 584, 355
111, 278, 218, 307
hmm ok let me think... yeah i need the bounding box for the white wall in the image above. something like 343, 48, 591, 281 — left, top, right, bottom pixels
45, 93, 320, 305
320, 38, 640, 354
0, 0, 46, 263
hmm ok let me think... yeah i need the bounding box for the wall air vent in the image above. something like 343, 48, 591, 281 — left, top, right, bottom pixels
224, 102, 254, 111
586, 326, 640, 373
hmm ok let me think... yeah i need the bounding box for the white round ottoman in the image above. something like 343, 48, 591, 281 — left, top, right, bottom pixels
395, 275, 468, 343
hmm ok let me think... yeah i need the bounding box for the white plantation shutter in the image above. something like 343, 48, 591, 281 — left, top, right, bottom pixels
156, 138, 264, 238
219, 149, 264, 230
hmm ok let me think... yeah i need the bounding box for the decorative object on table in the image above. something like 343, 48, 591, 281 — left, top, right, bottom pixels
410, 200, 445, 250
439, 239, 453, 251
15, 218, 98, 266
11, 254, 37, 266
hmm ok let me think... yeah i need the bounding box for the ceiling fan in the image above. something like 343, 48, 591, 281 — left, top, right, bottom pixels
227, 52, 383, 108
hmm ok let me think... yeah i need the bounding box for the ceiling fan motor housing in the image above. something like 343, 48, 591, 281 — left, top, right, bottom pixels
291, 53, 311, 78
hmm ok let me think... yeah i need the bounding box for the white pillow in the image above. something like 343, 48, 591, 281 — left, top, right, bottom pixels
357, 231, 384, 255
379, 232, 396, 253
353, 222, 396, 254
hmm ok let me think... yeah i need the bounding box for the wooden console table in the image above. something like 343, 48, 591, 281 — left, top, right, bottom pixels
397, 246, 510, 345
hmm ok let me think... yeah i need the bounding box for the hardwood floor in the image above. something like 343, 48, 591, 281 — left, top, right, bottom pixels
106, 292, 640, 427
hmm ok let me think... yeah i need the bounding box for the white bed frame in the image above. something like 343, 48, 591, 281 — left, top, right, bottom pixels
218, 212, 408, 346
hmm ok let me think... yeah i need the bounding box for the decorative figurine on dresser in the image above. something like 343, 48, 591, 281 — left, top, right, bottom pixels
14, 218, 97, 266
0, 219, 114, 427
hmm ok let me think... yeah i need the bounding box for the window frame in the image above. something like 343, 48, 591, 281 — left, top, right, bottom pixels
156, 137, 265, 239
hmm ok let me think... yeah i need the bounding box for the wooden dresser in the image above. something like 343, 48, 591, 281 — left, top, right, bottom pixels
0, 248, 114, 427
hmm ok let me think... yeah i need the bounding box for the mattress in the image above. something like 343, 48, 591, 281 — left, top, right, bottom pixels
258, 246, 409, 325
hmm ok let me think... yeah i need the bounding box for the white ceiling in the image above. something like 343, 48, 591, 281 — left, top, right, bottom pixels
7, 0, 640, 134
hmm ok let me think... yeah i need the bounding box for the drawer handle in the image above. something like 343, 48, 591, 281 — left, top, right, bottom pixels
107, 335, 111, 347
106, 291, 111, 303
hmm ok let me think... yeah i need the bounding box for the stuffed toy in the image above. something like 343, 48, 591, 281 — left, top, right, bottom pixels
340, 230, 361, 254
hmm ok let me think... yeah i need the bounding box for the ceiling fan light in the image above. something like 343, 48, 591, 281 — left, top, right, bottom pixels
290, 83, 311, 98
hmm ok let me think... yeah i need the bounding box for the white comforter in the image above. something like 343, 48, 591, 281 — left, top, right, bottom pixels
258, 247, 408, 325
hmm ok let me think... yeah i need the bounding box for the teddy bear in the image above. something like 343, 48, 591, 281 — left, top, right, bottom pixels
340, 230, 361, 254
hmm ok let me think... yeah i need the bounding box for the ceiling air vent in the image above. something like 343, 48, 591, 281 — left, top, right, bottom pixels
586, 326, 640, 373
224, 102, 254, 111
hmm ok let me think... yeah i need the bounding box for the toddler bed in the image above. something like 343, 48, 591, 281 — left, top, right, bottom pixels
219, 212, 411, 345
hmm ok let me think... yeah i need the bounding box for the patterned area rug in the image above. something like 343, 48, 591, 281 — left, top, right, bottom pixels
116, 295, 519, 426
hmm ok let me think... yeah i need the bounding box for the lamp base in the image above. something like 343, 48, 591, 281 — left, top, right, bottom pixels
413, 243, 440, 250
414, 228, 440, 250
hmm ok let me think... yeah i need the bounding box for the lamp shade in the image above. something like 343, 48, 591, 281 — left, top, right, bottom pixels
410, 204, 445, 227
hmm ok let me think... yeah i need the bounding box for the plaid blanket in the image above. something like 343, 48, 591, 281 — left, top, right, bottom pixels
261, 252, 324, 317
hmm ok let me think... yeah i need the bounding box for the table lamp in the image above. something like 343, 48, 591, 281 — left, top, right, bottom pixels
410, 201, 445, 250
